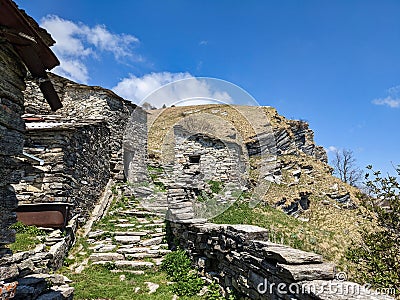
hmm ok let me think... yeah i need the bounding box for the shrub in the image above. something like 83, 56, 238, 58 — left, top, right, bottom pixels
346, 165, 400, 294
161, 249, 204, 296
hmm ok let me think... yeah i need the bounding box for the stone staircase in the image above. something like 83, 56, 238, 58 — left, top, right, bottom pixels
71, 183, 171, 275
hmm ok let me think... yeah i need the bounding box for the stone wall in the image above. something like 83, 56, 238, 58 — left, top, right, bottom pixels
0, 40, 27, 245
123, 107, 148, 183
17, 74, 148, 222
170, 220, 393, 300
24, 73, 146, 180
165, 125, 248, 221
12, 120, 110, 222
173, 125, 246, 187
0, 216, 77, 299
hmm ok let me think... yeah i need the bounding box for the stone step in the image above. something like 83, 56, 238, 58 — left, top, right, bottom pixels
117, 247, 152, 254
144, 223, 165, 229
89, 253, 124, 262
114, 231, 149, 236
115, 224, 137, 228
88, 230, 105, 238
114, 235, 141, 244
89, 244, 117, 252
122, 210, 158, 217
150, 232, 165, 238
150, 244, 168, 250
115, 260, 154, 269
140, 237, 164, 246
125, 252, 159, 259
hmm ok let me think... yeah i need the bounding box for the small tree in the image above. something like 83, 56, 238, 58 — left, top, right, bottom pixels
346, 165, 400, 294
332, 148, 363, 186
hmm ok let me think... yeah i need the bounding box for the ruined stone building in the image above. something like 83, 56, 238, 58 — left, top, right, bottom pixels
14, 73, 147, 223
173, 124, 247, 188
0, 0, 62, 246
0, 2, 146, 298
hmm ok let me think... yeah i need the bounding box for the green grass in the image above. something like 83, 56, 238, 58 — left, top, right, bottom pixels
8, 222, 46, 252
63, 265, 205, 300
211, 199, 343, 263
9, 233, 44, 252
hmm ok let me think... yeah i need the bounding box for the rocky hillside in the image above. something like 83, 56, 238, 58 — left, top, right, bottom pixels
147, 104, 372, 272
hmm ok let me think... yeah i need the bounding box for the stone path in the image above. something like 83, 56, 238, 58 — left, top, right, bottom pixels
71, 183, 170, 276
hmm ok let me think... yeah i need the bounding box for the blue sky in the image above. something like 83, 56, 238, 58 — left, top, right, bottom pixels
18, 0, 400, 176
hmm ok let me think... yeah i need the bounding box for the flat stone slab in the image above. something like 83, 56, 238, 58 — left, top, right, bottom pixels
276, 262, 335, 281
125, 253, 159, 259
122, 210, 158, 217
261, 242, 323, 264
115, 224, 137, 228
144, 224, 165, 228
114, 231, 149, 236
115, 236, 141, 244
117, 247, 151, 254
88, 230, 104, 238
89, 253, 124, 262
141, 237, 163, 246
93, 245, 117, 253
115, 260, 154, 269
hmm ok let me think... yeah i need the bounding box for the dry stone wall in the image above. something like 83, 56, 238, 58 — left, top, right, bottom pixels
17, 73, 148, 222
0, 216, 77, 299
13, 121, 110, 222
170, 220, 393, 300
23, 73, 147, 180
0, 39, 27, 245
173, 125, 246, 187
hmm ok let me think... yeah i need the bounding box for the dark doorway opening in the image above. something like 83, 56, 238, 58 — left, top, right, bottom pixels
189, 155, 200, 164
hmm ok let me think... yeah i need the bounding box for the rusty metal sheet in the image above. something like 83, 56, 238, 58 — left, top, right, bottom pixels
17, 211, 65, 228
16, 203, 70, 228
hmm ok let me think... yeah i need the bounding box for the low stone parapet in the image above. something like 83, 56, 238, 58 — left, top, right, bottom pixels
169, 220, 394, 300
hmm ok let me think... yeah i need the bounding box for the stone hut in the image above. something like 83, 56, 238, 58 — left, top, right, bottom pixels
172, 124, 246, 188
0, 0, 61, 246
15, 73, 147, 223
166, 125, 248, 221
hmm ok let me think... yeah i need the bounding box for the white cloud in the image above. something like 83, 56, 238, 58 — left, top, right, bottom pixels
55, 58, 89, 83
40, 15, 139, 84
112, 72, 233, 107
372, 98, 400, 108
325, 146, 338, 154
372, 85, 400, 108
199, 40, 208, 46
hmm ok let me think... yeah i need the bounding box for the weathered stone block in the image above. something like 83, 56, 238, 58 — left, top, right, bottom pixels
261, 242, 323, 264
275, 262, 335, 282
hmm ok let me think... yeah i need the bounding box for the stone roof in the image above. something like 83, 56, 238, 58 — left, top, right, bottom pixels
0, 0, 62, 111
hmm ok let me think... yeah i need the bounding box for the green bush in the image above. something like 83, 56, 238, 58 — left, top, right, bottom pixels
346, 165, 400, 294
161, 249, 192, 280
171, 273, 204, 296
161, 249, 204, 296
